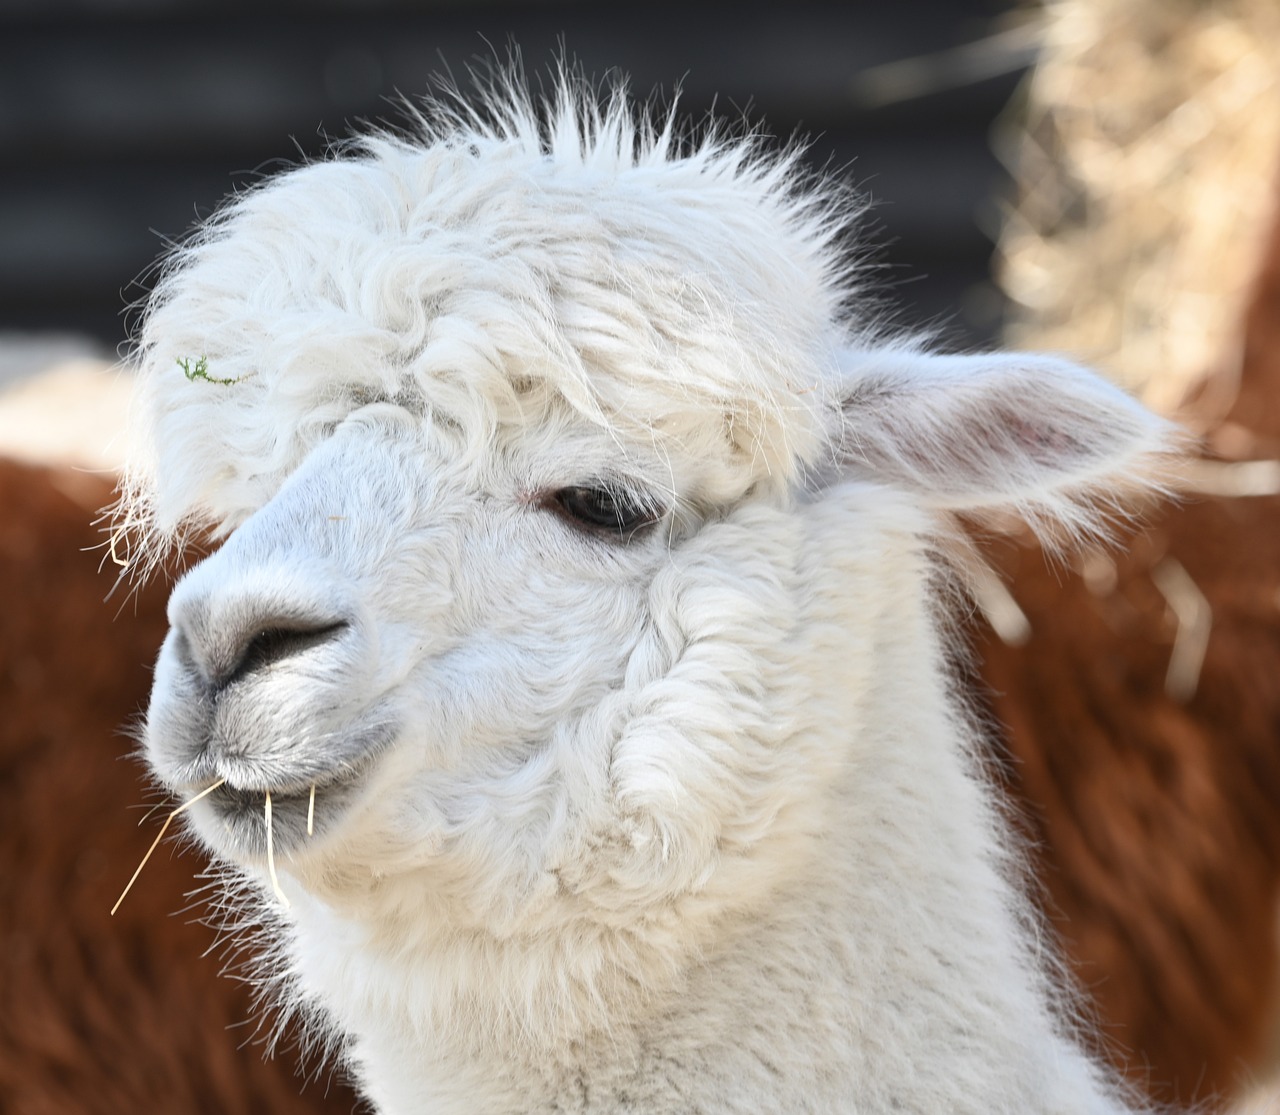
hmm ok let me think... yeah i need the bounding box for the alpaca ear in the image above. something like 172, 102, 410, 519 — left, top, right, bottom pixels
830, 345, 1173, 529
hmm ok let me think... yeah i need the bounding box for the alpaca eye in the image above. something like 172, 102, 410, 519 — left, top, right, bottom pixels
549, 485, 661, 538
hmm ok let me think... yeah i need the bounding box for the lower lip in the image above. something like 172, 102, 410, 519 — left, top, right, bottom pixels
201, 779, 353, 857
197, 729, 394, 857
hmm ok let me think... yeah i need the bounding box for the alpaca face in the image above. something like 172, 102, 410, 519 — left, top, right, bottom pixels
146, 412, 654, 848
141, 382, 821, 944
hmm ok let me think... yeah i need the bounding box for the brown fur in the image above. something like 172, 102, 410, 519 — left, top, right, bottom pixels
0, 460, 360, 1115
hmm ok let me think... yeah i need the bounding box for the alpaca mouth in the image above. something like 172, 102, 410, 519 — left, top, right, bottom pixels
195, 723, 396, 857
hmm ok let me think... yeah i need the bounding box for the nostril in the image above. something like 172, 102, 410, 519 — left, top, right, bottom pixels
216, 619, 349, 690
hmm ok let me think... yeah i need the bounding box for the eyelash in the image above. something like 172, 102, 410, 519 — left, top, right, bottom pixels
542, 484, 664, 539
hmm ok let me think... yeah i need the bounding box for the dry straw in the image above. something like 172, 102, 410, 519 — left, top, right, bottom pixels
112, 778, 227, 915
113, 781, 305, 915
996, 0, 1280, 422
264, 791, 290, 908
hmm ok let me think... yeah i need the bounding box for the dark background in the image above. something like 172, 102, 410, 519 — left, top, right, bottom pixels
0, 0, 1027, 355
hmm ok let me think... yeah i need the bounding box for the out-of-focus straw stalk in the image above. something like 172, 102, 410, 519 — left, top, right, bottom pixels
996, 0, 1280, 423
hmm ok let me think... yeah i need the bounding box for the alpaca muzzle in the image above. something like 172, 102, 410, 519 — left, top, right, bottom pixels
144, 540, 397, 859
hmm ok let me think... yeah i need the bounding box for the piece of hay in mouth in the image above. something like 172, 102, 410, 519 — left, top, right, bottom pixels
111, 779, 226, 916
265, 791, 290, 908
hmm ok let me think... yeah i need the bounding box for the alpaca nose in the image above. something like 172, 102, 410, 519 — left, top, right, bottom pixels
168, 589, 351, 695
212, 619, 349, 691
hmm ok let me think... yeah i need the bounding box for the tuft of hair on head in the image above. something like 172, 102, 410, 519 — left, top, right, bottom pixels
108, 57, 874, 577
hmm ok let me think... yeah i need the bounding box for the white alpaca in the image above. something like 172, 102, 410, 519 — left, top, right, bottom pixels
120, 77, 1173, 1114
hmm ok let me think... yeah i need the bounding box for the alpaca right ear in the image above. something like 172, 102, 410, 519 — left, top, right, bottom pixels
829, 344, 1173, 531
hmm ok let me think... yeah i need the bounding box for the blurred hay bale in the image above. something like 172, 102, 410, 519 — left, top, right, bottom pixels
996, 0, 1280, 422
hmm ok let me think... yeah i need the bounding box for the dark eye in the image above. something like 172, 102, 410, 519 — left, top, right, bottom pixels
548, 485, 662, 538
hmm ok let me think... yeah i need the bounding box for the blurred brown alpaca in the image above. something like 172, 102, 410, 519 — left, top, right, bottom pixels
975, 185, 1280, 1109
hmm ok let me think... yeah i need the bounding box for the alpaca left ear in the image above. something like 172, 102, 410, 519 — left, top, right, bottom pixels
830, 345, 1173, 517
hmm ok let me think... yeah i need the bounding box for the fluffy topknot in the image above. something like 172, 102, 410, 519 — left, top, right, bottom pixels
114, 66, 868, 579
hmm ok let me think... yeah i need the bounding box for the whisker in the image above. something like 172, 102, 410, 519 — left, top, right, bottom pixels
112, 778, 227, 916
307, 783, 316, 837
265, 791, 290, 907
136, 800, 167, 826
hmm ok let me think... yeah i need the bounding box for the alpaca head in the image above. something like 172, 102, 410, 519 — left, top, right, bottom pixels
123, 78, 1169, 1045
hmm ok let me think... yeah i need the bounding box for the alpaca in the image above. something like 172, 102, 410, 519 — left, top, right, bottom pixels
117, 78, 1175, 1114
